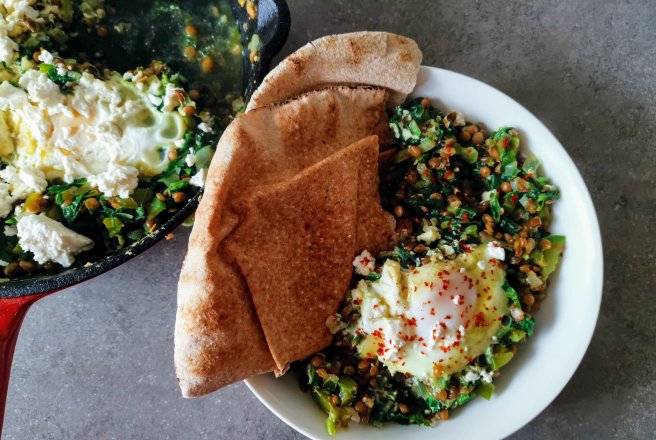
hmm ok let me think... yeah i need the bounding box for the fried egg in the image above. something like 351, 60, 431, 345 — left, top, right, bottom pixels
352, 242, 508, 380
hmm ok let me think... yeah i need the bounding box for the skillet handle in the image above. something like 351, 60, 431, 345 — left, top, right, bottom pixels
0, 293, 47, 436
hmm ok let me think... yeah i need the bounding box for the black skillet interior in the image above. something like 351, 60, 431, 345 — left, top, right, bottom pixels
0, 0, 290, 299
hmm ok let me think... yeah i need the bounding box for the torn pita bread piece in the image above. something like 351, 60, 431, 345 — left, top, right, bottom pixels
175, 86, 390, 397
246, 31, 422, 111
224, 136, 394, 375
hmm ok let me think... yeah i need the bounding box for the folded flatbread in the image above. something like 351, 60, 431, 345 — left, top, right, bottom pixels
246, 31, 422, 111
175, 87, 392, 397
224, 136, 394, 374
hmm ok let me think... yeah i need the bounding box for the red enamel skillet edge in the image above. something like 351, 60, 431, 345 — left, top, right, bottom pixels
0, 0, 290, 434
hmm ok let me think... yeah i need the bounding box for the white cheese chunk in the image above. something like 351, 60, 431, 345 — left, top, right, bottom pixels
88, 163, 139, 198
352, 249, 375, 276
17, 215, 94, 266
485, 241, 506, 261
189, 168, 207, 187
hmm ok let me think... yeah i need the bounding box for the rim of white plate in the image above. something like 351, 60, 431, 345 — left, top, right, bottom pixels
245, 66, 604, 440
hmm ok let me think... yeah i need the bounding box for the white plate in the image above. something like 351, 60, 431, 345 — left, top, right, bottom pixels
245, 66, 604, 440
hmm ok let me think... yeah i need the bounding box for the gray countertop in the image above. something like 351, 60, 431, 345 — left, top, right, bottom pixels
5, 1, 655, 438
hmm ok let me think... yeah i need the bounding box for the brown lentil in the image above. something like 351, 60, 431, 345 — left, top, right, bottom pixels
515, 177, 530, 192
479, 166, 491, 178
369, 363, 379, 377
182, 105, 195, 117
155, 193, 167, 202
183, 46, 196, 59
394, 205, 404, 218
522, 293, 536, 306
413, 244, 427, 253
18, 260, 35, 272
472, 131, 485, 145
528, 216, 542, 229
84, 197, 100, 210
330, 394, 341, 407
435, 389, 447, 401
172, 192, 186, 203
448, 385, 459, 399
167, 149, 179, 160
539, 238, 552, 250
459, 131, 471, 142
420, 97, 431, 108
357, 359, 371, 372
316, 368, 330, 380
96, 26, 108, 38
427, 157, 441, 169
188, 89, 201, 101
398, 403, 410, 415
4, 262, 19, 277
464, 124, 479, 135
408, 145, 422, 158
201, 56, 215, 73
405, 172, 417, 185
500, 181, 512, 193
246, 0, 257, 19
343, 365, 355, 376
354, 401, 368, 415
439, 409, 449, 420
310, 355, 324, 368
185, 24, 198, 37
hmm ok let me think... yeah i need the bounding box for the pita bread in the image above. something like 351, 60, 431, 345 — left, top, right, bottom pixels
224, 136, 393, 374
175, 87, 390, 397
246, 32, 422, 111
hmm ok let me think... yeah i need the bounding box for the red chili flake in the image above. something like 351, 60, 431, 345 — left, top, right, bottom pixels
430, 308, 436, 316
373, 304, 379, 309
444, 315, 452, 320
473, 312, 485, 327
440, 346, 449, 353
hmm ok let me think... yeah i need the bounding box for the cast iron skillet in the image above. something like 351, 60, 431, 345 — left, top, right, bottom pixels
0, 0, 289, 434
0, 0, 290, 299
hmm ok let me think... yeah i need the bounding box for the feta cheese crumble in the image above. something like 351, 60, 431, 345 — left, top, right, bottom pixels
88, 163, 139, 198
189, 168, 207, 187
485, 241, 506, 261
352, 249, 375, 276
17, 214, 94, 267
